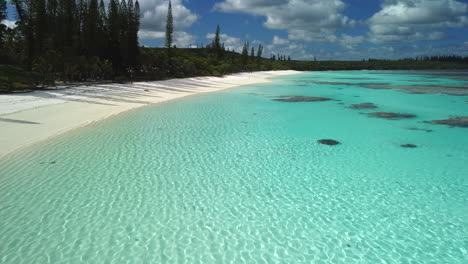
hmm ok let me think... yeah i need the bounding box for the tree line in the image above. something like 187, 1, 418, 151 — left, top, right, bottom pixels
401, 55, 468, 63
2, 0, 140, 82
1, 0, 294, 90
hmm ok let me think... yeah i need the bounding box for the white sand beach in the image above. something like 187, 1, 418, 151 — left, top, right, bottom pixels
0, 70, 300, 157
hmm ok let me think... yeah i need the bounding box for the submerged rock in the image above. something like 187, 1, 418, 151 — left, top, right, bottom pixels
349, 103, 378, 109
401, 144, 417, 148
368, 112, 416, 120
407, 127, 433, 133
360, 84, 468, 96
317, 139, 340, 146
273, 96, 332, 102
425, 116, 468, 128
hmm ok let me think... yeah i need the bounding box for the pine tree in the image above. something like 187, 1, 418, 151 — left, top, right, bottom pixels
0, 0, 6, 51
250, 46, 254, 57
99, 0, 107, 26
84, 0, 100, 56
214, 25, 222, 58
119, 0, 129, 67
98, 0, 107, 36
60, 0, 78, 49
47, 0, 59, 48
36, 0, 48, 53
127, 0, 140, 66
165, 1, 174, 51
108, 0, 121, 70
48, 0, 59, 17
98, 0, 107, 57
241, 42, 249, 65
0, 0, 6, 21
77, 0, 88, 52
257, 44, 263, 58
12, 0, 35, 68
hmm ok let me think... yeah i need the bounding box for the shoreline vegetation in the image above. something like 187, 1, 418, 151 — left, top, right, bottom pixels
1, 1, 468, 93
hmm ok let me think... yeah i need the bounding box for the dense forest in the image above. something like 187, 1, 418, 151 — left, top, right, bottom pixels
1, 0, 468, 93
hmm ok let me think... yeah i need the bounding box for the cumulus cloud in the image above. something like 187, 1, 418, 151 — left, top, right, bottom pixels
368, 0, 468, 43
126, 0, 198, 43
173, 31, 197, 48
138, 30, 165, 39
273, 36, 289, 45
339, 34, 364, 49
138, 30, 196, 48
1, 20, 17, 29
138, 0, 197, 31
266, 40, 311, 60
215, 0, 353, 42
206, 33, 244, 52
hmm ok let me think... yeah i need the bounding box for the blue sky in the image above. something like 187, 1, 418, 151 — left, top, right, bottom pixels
4, 0, 468, 60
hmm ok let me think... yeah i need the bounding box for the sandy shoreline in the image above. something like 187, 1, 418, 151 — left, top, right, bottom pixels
0, 70, 301, 158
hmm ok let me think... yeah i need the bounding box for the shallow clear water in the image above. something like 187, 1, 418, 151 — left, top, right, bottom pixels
1, 71, 467, 263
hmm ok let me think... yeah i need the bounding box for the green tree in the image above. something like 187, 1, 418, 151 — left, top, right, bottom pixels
241, 42, 249, 65
32, 0, 48, 53
99, 0, 107, 26
0, 0, 6, 21
119, 0, 129, 67
98, 0, 107, 56
47, 0, 60, 48
77, 0, 88, 51
0, 0, 7, 47
59, 0, 78, 49
250, 46, 254, 57
214, 24, 222, 58
127, 0, 140, 66
165, 1, 174, 51
83, 0, 100, 56
12, 0, 35, 68
257, 44, 263, 58
108, 0, 121, 70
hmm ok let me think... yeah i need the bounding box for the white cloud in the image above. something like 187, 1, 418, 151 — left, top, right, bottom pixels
368, 0, 468, 43
1, 20, 17, 29
206, 33, 244, 52
138, 30, 165, 39
272, 36, 289, 45
339, 34, 364, 49
123, 0, 198, 43
266, 41, 310, 60
215, 0, 353, 43
138, 30, 196, 48
138, 0, 197, 31
174, 31, 197, 48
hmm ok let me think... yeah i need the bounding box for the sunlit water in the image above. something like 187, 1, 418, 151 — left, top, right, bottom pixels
1, 71, 467, 263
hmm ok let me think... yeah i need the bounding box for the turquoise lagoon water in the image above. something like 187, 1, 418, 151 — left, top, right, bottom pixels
1, 71, 467, 263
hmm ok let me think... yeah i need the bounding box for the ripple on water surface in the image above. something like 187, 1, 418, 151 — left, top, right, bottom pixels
1, 71, 468, 263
